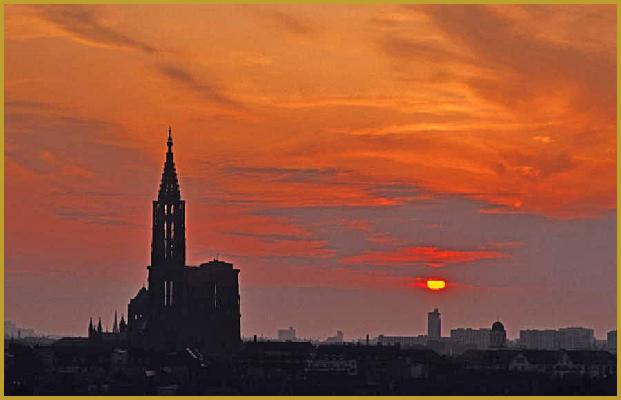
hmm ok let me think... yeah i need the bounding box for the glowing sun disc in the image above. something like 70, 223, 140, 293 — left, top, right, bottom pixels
426, 280, 446, 290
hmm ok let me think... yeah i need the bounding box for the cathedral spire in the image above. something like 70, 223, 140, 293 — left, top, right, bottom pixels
158, 126, 181, 202
151, 127, 186, 268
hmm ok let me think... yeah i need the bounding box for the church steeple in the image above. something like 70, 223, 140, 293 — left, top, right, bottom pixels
112, 311, 119, 334
150, 127, 186, 267
119, 314, 127, 333
158, 126, 181, 203
149, 127, 186, 312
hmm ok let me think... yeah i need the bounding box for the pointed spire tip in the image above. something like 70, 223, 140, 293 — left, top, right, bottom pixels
166, 126, 173, 152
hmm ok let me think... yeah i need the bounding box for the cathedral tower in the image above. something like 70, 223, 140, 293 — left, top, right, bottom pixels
146, 127, 187, 349
151, 127, 186, 270
127, 127, 240, 354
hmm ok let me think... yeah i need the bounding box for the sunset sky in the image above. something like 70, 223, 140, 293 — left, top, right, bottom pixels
5, 4, 616, 339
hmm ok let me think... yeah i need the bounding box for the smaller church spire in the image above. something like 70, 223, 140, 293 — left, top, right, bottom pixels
112, 310, 119, 334
119, 314, 127, 333
88, 317, 93, 338
97, 317, 103, 334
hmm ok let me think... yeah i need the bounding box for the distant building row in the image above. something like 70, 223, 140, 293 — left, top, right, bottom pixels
519, 328, 616, 352
274, 308, 615, 355
5, 321, 36, 339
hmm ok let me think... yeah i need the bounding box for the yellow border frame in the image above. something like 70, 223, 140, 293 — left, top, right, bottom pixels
0, 2, 618, 399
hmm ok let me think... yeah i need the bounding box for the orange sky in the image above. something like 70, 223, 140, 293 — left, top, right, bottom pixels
5, 5, 617, 339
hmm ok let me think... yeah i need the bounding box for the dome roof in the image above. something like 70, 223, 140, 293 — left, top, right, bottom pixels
492, 321, 505, 331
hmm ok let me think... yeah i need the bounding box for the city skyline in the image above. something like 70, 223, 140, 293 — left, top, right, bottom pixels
5, 4, 616, 341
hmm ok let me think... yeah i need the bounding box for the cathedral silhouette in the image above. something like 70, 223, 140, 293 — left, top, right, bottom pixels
90, 128, 241, 354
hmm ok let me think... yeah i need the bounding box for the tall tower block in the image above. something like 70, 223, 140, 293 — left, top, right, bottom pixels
428, 308, 441, 339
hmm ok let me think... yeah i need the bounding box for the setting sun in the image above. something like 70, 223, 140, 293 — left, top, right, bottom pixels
426, 280, 446, 291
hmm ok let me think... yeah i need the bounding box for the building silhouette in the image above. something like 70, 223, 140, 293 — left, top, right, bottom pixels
109, 128, 240, 354
519, 329, 559, 350
278, 327, 297, 341
607, 330, 616, 353
375, 334, 428, 348
325, 330, 345, 344
558, 327, 594, 350
450, 328, 491, 349
490, 321, 507, 348
427, 308, 441, 339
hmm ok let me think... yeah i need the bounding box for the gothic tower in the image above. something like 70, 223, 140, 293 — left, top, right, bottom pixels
127, 126, 240, 353
147, 127, 186, 349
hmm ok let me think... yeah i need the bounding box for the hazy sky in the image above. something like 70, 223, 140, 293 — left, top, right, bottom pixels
5, 5, 616, 339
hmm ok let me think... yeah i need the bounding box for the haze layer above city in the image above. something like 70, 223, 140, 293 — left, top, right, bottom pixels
5, 4, 616, 339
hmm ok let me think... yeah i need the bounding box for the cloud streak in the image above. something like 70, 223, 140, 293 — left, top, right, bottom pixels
341, 246, 506, 268
158, 64, 244, 109
254, 8, 316, 37
415, 5, 615, 117
35, 5, 157, 53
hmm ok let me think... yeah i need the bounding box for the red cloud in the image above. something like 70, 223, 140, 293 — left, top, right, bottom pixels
341, 246, 505, 267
